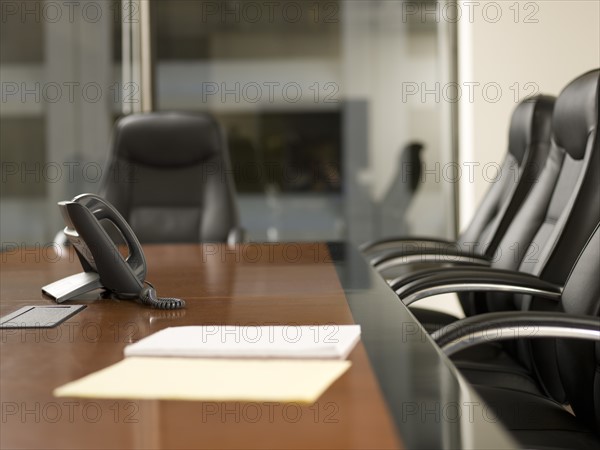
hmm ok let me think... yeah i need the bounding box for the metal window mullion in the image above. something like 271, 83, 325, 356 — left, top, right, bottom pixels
122, 0, 152, 114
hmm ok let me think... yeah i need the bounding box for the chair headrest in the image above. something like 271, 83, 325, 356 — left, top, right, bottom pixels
113, 112, 222, 167
508, 95, 555, 165
552, 69, 599, 160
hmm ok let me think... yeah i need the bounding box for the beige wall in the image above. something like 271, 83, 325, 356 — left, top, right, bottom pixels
457, 0, 600, 228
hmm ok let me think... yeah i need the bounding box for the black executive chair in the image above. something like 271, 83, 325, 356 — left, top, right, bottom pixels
366, 96, 557, 326
100, 112, 244, 244
368, 95, 555, 322
361, 95, 555, 266
395, 70, 600, 449
431, 223, 600, 450
393, 68, 598, 410
393, 69, 599, 331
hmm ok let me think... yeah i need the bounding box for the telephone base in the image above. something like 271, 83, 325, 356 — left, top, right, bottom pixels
42, 272, 103, 303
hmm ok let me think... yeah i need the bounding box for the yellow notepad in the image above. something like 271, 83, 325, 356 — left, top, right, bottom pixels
54, 357, 351, 404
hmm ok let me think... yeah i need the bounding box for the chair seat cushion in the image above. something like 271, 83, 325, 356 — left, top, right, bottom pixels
456, 358, 543, 396
474, 385, 600, 450
411, 307, 545, 396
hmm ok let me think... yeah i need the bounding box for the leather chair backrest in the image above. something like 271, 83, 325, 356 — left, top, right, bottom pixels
535, 70, 600, 283
457, 96, 554, 256
518, 70, 599, 403
100, 112, 240, 243
456, 96, 555, 317
487, 70, 599, 302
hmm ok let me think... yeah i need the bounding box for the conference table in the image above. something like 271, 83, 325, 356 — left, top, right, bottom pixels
0, 242, 516, 449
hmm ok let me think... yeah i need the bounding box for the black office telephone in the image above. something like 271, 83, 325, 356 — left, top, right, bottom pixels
42, 193, 185, 309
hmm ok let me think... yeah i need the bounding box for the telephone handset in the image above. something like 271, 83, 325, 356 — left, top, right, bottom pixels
42, 193, 185, 310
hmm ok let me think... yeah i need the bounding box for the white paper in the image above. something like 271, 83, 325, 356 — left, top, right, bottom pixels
124, 325, 361, 360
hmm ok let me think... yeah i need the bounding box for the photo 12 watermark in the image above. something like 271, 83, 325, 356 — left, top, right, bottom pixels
1, 401, 140, 424
400, 1, 541, 25
415, 160, 518, 184
198, 1, 339, 25
401, 401, 498, 424
199, 242, 334, 264
0, 320, 142, 344
1, 81, 140, 105
194, 323, 340, 344
374, 238, 543, 267
401, 81, 540, 104
401, 399, 563, 427
199, 81, 340, 105
199, 401, 339, 424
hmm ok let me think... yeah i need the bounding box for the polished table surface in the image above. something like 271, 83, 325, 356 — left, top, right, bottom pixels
0, 243, 516, 449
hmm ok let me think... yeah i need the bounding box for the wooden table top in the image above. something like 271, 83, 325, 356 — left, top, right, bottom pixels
0, 243, 516, 449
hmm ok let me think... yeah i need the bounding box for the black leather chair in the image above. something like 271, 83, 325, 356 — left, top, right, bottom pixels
100, 112, 244, 244
361, 95, 555, 269
389, 69, 600, 449
432, 223, 600, 450
366, 96, 557, 326
392, 69, 599, 330
369, 95, 555, 321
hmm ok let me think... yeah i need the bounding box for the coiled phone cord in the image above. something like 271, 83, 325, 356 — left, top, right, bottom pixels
139, 281, 186, 310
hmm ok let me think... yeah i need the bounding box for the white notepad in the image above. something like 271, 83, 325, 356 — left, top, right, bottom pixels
124, 325, 361, 360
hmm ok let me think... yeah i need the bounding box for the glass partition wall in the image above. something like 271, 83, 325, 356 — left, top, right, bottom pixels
152, 0, 457, 243
1, 0, 125, 247
1, 0, 457, 247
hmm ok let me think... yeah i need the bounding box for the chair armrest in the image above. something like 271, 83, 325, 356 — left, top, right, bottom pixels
371, 247, 490, 270
388, 265, 498, 291
359, 236, 454, 254
394, 267, 562, 306
227, 227, 246, 245
432, 311, 600, 356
